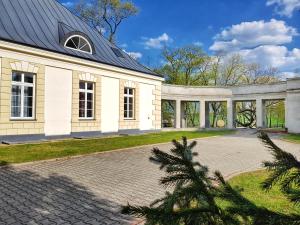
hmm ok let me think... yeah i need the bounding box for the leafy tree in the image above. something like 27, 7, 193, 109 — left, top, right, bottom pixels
161, 100, 176, 128
155, 46, 212, 86
74, 0, 138, 43
122, 136, 298, 224
264, 100, 285, 128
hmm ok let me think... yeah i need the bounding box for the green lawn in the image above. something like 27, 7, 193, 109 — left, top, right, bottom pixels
283, 134, 300, 144
227, 170, 300, 215
0, 130, 234, 165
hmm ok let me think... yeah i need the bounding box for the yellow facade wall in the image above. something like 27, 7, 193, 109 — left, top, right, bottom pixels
71, 71, 101, 133
0, 57, 45, 136
119, 79, 140, 130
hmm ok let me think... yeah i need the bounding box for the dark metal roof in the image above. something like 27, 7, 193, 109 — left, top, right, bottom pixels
0, 0, 160, 77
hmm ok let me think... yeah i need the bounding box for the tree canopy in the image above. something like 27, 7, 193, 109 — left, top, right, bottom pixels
74, 0, 138, 43
155, 45, 280, 87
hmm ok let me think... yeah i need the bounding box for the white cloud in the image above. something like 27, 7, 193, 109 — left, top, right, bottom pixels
143, 33, 172, 49
267, 0, 300, 17
237, 45, 300, 71
123, 50, 142, 60
210, 19, 297, 52
210, 19, 300, 73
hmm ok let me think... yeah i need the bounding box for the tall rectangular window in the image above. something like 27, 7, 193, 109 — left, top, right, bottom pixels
79, 81, 94, 119
124, 87, 134, 119
11, 71, 35, 119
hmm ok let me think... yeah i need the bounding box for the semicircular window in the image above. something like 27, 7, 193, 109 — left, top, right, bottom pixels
64, 35, 92, 54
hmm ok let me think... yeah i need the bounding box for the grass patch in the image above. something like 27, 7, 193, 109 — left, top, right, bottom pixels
226, 170, 300, 215
0, 130, 234, 165
283, 134, 300, 143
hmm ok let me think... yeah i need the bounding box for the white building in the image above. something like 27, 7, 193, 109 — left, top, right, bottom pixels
0, 0, 163, 141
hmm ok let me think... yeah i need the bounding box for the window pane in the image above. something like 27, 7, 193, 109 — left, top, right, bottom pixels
66, 39, 76, 49
72, 36, 80, 47
87, 101, 93, 110
11, 85, 21, 96
124, 110, 127, 118
87, 93, 93, 101
129, 97, 133, 104
79, 92, 85, 100
11, 96, 21, 107
129, 88, 133, 95
24, 74, 34, 83
124, 97, 127, 104
129, 104, 133, 111
81, 44, 91, 53
79, 82, 85, 89
79, 109, 85, 118
87, 82, 93, 90
129, 111, 133, 118
79, 100, 85, 109
24, 97, 33, 107
124, 103, 128, 111
11, 107, 21, 117
11, 85, 21, 111
24, 86, 33, 97
12, 72, 22, 82
78, 37, 85, 49
87, 110, 93, 118
23, 107, 32, 117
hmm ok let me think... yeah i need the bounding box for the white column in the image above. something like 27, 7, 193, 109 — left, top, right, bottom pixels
227, 99, 233, 129
176, 100, 181, 128
200, 100, 206, 129
256, 98, 264, 128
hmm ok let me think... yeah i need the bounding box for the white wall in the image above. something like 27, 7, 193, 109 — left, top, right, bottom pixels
101, 76, 120, 132
44, 66, 72, 136
139, 83, 155, 130
286, 93, 300, 133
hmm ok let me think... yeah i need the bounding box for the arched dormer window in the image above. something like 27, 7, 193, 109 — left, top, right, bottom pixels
64, 35, 93, 54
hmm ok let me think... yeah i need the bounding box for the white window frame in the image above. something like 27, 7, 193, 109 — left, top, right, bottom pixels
79, 81, 94, 119
64, 35, 93, 54
124, 87, 135, 120
11, 72, 35, 120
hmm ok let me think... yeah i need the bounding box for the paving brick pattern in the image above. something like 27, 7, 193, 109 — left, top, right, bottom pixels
0, 131, 299, 224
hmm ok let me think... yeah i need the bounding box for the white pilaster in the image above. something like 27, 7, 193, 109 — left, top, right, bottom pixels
256, 98, 264, 128
176, 100, 181, 128
200, 100, 206, 129
227, 99, 233, 129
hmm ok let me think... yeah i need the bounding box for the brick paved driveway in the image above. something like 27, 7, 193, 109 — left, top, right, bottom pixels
0, 131, 299, 225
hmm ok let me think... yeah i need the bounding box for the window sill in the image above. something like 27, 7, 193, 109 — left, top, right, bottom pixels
10, 118, 36, 122
78, 118, 96, 121
124, 118, 136, 121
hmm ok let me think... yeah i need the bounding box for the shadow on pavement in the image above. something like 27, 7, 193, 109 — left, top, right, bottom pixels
0, 166, 134, 225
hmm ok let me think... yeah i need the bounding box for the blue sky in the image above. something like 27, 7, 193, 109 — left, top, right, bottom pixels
60, 0, 300, 75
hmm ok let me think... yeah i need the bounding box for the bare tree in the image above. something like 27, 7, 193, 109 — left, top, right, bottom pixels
243, 63, 280, 84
